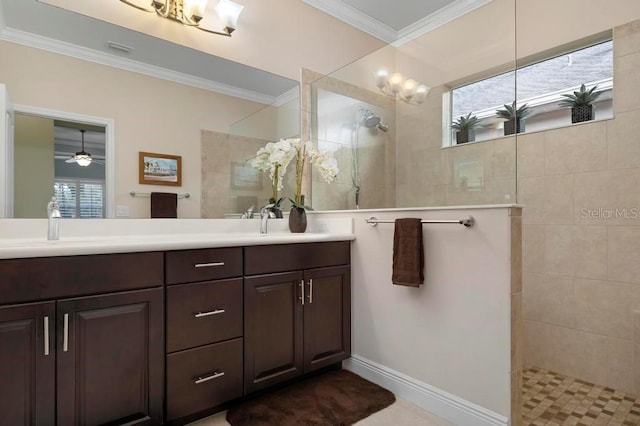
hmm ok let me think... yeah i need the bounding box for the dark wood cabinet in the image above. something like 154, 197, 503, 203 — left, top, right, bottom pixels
165, 249, 245, 423
0, 240, 350, 425
244, 242, 351, 394
166, 338, 243, 420
0, 301, 55, 425
56, 288, 164, 426
244, 271, 305, 393
303, 266, 351, 372
0, 252, 164, 426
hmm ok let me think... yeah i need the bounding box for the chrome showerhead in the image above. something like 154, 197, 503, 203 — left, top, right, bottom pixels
359, 108, 389, 132
361, 109, 381, 128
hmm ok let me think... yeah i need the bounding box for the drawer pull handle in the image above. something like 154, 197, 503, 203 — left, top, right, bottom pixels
194, 262, 225, 268
63, 313, 69, 352
308, 279, 313, 304
299, 280, 305, 305
44, 316, 50, 356
195, 371, 225, 384
194, 309, 225, 318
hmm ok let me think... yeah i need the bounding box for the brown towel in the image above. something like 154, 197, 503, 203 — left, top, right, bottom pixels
392, 218, 424, 287
150, 192, 177, 218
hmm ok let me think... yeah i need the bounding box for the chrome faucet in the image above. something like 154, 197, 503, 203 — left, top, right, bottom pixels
260, 204, 274, 234
240, 205, 255, 219
47, 196, 61, 241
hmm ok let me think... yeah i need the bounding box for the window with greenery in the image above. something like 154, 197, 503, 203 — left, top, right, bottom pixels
448, 40, 613, 146
54, 179, 105, 218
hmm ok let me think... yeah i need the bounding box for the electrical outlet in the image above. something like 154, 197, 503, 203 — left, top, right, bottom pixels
116, 205, 130, 217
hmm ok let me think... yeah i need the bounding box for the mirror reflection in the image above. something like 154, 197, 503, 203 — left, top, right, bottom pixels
13, 113, 106, 218
3, 0, 636, 219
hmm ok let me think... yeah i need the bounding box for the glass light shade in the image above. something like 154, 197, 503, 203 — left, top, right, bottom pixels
375, 69, 389, 89
401, 78, 418, 98
75, 155, 92, 167
388, 73, 404, 94
415, 84, 430, 103
185, 0, 209, 20
215, 0, 244, 31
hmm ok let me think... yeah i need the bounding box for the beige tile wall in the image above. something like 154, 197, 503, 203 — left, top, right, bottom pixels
201, 130, 294, 218
395, 85, 517, 208
522, 19, 640, 395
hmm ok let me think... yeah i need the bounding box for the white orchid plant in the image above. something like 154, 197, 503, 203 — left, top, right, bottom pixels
250, 138, 338, 210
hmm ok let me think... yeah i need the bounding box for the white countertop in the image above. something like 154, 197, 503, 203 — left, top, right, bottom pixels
0, 217, 354, 259
0, 232, 355, 259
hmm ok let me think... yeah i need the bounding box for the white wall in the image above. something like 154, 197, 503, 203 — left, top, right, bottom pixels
314, 206, 516, 424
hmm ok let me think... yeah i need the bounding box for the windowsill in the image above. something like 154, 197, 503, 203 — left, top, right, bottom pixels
443, 115, 615, 149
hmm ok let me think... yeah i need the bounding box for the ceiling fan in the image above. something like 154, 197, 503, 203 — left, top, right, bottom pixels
55, 129, 104, 166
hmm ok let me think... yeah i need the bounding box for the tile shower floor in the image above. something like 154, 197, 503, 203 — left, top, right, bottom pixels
523, 366, 640, 425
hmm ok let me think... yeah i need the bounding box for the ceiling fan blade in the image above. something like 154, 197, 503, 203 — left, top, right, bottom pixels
65, 158, 77, 163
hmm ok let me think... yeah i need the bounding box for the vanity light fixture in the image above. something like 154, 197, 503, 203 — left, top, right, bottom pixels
375, 69, 430, 105
120, 0, 244, 37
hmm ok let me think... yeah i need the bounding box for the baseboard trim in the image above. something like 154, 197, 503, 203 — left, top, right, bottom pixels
343, 355, 510, 426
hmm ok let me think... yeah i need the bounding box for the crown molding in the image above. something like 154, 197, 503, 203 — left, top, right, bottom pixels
394, 0, 492, 46
273, 86, 300, 107
301, 0, 398, 43
0, 27, 277, 105
302, 0, 492, 47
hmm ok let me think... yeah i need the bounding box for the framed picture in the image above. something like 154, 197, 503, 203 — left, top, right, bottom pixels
139, 152, 182, 186
231, 162, 262, 190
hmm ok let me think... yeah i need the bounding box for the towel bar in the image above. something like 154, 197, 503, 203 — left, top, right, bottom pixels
366, 216, 474, 228
129, 191, 190, 199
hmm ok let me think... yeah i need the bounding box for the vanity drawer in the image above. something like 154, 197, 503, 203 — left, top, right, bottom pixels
244, 241, 350, 275
166, 247, 242, 284
166, 278, 243, 352
166, 338, 243, 421
0, 252, 164, 304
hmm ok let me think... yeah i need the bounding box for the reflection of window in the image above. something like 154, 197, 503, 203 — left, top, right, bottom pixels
447, 40, 613, 146
54, 179, 105, 218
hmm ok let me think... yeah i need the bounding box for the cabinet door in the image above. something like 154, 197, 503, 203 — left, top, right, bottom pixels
57, 288, 163, 426
303, 265, 351, 372
244, 272, 304, 393
0, 301, 55, 425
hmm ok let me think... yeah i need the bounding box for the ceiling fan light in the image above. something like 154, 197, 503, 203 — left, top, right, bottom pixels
215, 0, 243, 33
75, 154, 92, 167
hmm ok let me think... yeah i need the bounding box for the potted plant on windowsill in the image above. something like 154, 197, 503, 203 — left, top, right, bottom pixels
558, 83, 602, 123
495, 101, 531, 135
451, 113, 480, 144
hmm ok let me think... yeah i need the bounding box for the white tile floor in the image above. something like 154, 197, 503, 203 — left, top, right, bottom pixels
188, 398, 454, 426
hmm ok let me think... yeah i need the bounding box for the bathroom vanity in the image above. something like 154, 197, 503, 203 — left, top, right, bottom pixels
0, 232, 352, 425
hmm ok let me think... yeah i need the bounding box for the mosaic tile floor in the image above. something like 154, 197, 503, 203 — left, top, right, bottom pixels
523, 366, 640, 425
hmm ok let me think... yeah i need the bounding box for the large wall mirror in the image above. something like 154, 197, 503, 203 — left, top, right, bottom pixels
3, 0, 636, 219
